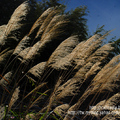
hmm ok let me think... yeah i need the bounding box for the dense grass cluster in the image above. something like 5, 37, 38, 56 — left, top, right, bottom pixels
0, 1, 120, 120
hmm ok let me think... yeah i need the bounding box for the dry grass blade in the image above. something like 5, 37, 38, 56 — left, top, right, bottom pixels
0, 74, 10, 85
26, 62, 46, 80
8, 86, 20, 111
13, 35, 31, 56
46, 77, 64, 113
53, 104, 70, 119
13, 11, 63, 56
84, 43, 114, 80
0, 71, 13, 87
64, 55, 120, 117
0, 104, 5, 120
0, 2, 119, 119
86, 43, 114, 63
76, 55, 120, 104
101, 111, 120, 120
0, 25, 6, 37
0, 47, 10, 56
24, 82, 47, 99
0, 1, 33, 49
47, 35, 79, 67
52, 41, 85, 70
83, 56, 120, 99
41, 15, 65, 40
35, 7, 61, 40
91, 59, 120, 91
17, 47, 31, 62
55, 42, 114, 104
91, 63, 120, 93
0, 49, 14, 71
22, 19, 69, 65
41, 20, 69, 42
92, 54, 120, 85
88, 93, 120, 119
28, 89, 50, 110
73, 33, 108, 61
28, 7, 54, 37
51, 34, 100, 71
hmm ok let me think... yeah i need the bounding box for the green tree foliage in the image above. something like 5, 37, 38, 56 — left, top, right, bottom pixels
94, 25, 106, 35
114, 38, 120, 54
109, 37, 120, 55
46, 0, 61, 7
93, 25, 120, 56
66, 6, 89, 40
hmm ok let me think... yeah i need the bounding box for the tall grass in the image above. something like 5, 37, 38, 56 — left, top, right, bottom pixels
0, 2, 120, 120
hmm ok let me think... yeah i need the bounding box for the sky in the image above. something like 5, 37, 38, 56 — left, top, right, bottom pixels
38, 0, 120, 41
65, 0, 120, 41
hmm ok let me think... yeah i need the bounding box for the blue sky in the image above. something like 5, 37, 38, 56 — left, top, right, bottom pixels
38, 0, 120, 41
65, 0, 120, 41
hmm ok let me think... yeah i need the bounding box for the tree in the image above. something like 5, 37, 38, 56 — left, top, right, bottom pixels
66, 6, 89, 40
93, 25, 120, 58
94, 25, 106, 36
46, 0, 61, 7
109, 37, 120, 55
